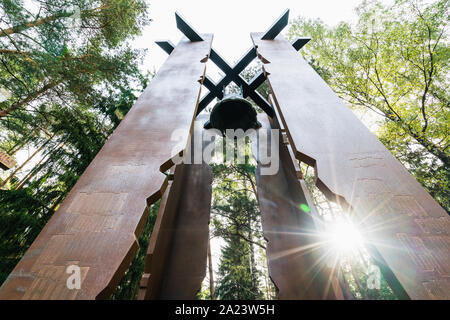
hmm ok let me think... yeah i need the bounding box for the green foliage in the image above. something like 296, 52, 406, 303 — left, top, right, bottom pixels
215, 234, 264, 300
353, 270, 397, 300
288, 0, 449, 212
0, 86, 142, 287
197, 286, 211, 300
0, 0, 149, 291
0, 188, 51, 284
0, 0, 149, 118
301, 164, 398, 300
379, 121, 450, 211
210, 144, 268, 299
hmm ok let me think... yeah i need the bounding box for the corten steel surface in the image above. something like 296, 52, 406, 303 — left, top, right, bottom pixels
252, 33, 450, 299
0, 149, 16, 170
140, 117, 213, 299
138, 172, 174, 300
254, 114, 342, 299
0, 35, 213, 300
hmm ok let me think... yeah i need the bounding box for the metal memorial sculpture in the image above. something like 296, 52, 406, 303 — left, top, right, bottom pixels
0, 10, 448, 300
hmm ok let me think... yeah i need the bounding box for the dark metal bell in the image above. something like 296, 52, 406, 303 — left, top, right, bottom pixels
204, 92, 261, 135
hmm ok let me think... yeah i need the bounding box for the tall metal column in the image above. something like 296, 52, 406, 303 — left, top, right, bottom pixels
251, 33, 449, 300
254, 113, 343, 299
0, 35, 213, 300
140, 116, 213, 300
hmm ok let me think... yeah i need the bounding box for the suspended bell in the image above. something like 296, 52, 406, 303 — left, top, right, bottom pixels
204, 88, 261, 135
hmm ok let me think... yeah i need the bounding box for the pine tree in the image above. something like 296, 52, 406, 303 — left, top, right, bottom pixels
0, 1, 149, 289
288, 0, 449, 211
210, 141, 266, 300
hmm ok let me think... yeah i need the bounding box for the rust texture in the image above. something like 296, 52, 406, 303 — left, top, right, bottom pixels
252, 33, 449, 299
0, 149, 16, 170
0, 35, 213, 300
140, 116, 213, 299
254, 113, 342, 299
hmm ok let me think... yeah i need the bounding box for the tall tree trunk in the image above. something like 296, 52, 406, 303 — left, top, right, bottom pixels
383, 112, 450, 167
15, 156, 48, 189
248, 224, 259, 290
264, 272, 271, 299
339, 268, 356, 300
0, 81, 59, 118
49, 193, 65, 213
16, 140, 63, 189
6, 136, 31, 156
208, 239, 215, 300
5, 121, 52, 156
0, 5, 106, 37
0, 12, 74, 37
0, 134, 54, 188
409, 129, 450, 167
349, 260, 367, 299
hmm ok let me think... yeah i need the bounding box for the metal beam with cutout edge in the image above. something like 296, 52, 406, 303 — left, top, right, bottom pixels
157, 10, 310, 117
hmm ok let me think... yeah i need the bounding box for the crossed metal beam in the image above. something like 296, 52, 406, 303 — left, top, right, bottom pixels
156, 9, 310, 118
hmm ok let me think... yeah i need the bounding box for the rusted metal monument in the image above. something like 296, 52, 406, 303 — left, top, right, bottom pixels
0, 10, 448, 300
